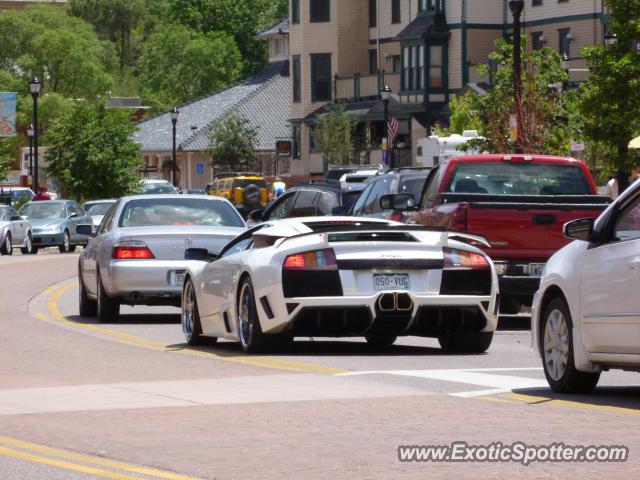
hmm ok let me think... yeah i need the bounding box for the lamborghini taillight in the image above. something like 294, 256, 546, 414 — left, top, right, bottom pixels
443, 247, 488, 269
283, 248, 337, 271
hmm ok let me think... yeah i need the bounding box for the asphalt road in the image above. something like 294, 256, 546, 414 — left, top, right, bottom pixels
1, 251, 639, 479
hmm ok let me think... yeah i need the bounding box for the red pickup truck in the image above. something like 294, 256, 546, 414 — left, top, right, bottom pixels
382, 154, 611, 314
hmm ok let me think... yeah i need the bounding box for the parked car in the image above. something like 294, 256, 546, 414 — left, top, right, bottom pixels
82, 199, 117, 233
184, 188, 206, 195
180, 217, 499, 353
0, 187, 34, 208
207, 173, 269, 217
0, 205, 32, 255
383, 154, 611, 314
532, 178, 640, 393
248, 180, 366, 223
19, 200, 92, 254
139, 178, 179, 195
339, 168, 381, 186
78, 195, 246, 322
350, 169, 429, 221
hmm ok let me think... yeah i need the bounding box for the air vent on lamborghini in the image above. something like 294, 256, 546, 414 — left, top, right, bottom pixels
328, 232, 418, 243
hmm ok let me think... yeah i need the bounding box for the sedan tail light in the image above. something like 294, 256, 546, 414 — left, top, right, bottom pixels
112, 241, 155, 259
283, 248, 337, 271
443, 247, 488, 269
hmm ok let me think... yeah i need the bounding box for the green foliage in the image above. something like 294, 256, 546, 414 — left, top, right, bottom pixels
139, 25, 242, 105
0, 136, 21, 181
579, 0, 640, 183
447, 38, 570, 155
169, 0, 288, 75
68, 0, 146, 72
0, 6, 116, 98
313, 102, 359, 167
45, 100, 142, 200
206, 111, 258, 171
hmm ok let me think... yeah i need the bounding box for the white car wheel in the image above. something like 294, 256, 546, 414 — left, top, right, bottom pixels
237, 278, 266, 353
182, 279, 212, 346
540, 296, 600, 393
1, 233, 12, 255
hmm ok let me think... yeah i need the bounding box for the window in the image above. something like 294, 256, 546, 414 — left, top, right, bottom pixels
369, 49, 377, 75
402, 47, 410, 90
316, 192, 335, 215
531, 31, 544, 50
292, 0, 300, 24
290, 190, 318, 217
614, 196, 640, 242
311, 53, 332, 101
429, 45, 443, 88
363, 177, 392, 214
274, 38, 284, 56
417, 45, 424, 90
409, 46, 416, 90
310, 0, 330, 23
292, 55, 301, 103
392, 55, 401, 73
418, 0, 438, 11
532, 0, 542, 6
368, 0, 376, 27
351, 183, 374, 216
267, 192, 297, 220
559, 29, 571, 57
391, 0, 401, 24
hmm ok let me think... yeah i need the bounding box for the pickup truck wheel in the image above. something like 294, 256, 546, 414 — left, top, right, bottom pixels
68, 245, 77, 252
96, 269, 119, 323
500, 297, 522, 315
438, 330, 493, 353
78, 262, 97, 317
541, 296, 600, 393
365, 334, 397, 347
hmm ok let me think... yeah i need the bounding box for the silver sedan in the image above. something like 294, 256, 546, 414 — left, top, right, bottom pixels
78, 195, 247, 322
0, 205, 32, 255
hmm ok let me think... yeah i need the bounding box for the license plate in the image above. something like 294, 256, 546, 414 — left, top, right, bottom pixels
528, 263, 545, 277
173, 271, 185, 286
373, 273, 410, 291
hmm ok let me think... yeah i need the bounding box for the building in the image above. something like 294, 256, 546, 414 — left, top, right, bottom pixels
134, 19, 292, 190
289, 0, 610, 174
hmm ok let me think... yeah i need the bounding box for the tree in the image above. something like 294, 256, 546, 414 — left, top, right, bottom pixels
138, 25, 241, 106
45, 101, 142, 200
579, 0, 640, 193
0, 136, 20, 182
68, 0, 146, 72
206, 111, 258, 171
313, 102, 359, 168
445, 38, 570, 155
169, 0, 288, 75
0, 6, 116, 98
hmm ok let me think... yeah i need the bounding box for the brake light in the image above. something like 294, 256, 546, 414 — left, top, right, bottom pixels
389, 212, 404, 222
112, 242, 155, 259
443, 247, 488, 269
451, 203, 468, 231
283, 248, 337, 270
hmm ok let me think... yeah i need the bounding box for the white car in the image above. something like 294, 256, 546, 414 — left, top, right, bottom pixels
82, 199, 117, 233
181, 217, 499, 353
139, 178, 179, 195
532, 178, 640, 393
0, 205, 32, 255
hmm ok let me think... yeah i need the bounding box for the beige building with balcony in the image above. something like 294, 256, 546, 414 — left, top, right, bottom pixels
289, 0, 610, 175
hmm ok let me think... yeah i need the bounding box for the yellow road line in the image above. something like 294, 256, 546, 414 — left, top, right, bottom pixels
473, 396, 518, 404
41, 280, 348, 375
499, 392, 640, 416
0, 435, 201, 480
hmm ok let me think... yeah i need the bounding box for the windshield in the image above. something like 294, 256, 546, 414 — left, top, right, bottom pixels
342, 190, 363, 213
83, 202, 115, 216
447, 163, 591, 195
11, 190, 33, 201
140, 182, 177, 194
118, 198, 245, 228
20, 203, 66, 219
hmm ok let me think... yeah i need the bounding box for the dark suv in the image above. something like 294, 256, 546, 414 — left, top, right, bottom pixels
248, 181, 366, 223
350, 168, 429, 222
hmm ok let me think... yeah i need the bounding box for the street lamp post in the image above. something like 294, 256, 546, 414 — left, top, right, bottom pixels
561, 53, 570, 91
29, 76, 42, 191
170, 107, 179, 188
380, 83, 391, 167
509, 0, 524, 153
27, 125, 34, 179
604, 31, 618, 48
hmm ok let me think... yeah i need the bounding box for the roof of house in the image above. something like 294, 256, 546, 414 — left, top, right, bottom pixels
134, 60, 291, 153
256, 18, 289, 39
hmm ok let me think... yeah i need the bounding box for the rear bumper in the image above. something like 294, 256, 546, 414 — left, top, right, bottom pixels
103, 259, 192, 298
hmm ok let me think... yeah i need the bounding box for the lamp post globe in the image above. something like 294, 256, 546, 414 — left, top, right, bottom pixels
29, 76, 42, 192
170, 107, 180, 188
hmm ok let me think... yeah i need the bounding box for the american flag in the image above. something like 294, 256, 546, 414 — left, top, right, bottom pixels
387, 116, 400, 144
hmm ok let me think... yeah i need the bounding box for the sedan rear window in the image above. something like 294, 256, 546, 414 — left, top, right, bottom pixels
83, 202, 115, 215
140, 182, 177, 194
119, 198, 245, 228
447, 163, 591, 195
